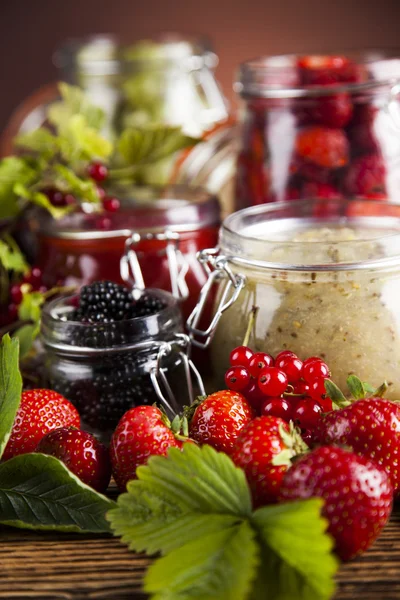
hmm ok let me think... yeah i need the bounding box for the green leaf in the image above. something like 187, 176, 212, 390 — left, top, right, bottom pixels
48, 83, 105, 131
13, 183, 73, 220
0, 335, 22, 460
346, 375, 366, 400
15, 128, 60, 157
363, 382, 375, 394
0, 157, 37, 218
0, 237, 29, 274
144, 521, 259, 600
117, 125, 199, 166
60, 114, 112, 161
15, 291, 45, 358
0, 453, 115, 533
53, 164, 100, 204
324, 379, 349, 408
251, 499, 338, 600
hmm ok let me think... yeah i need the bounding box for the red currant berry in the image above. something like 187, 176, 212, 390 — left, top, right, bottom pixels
309, 378, 329, 402
23, 267, 43, 289
96, 186, 107, 201
275, 350, 297, 363
301, 429, 316, 447
275, 355, 303, 383
261, 397, 292, 421
225, 366, 251, 392
292, 380, 310, 396
46, 188, 67, 207
64, 193, 77, 206
319, 397, 333, 412
9, 284, 23, 305
243, 380, 265, 412
302, 358, 330, 383
87, 162, 108, 182
302, 356, 322, 367
102, 196, 121, 213
292, 398, 322, 430
258, 367, 288, 397
248, 352, 274, 377
229, 345, 253, 367
95, 215, 112, 231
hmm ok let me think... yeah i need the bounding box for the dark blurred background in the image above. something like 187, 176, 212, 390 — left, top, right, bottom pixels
1, 0, 400, 131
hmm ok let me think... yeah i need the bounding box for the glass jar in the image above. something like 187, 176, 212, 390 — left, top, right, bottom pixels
40, 289, 193, 441
187, 199, 400, 397
35, 185, 220, 321
234, 51, 400, 209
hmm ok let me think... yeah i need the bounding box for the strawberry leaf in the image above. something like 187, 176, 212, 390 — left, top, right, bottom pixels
324, 379, 349, 408
0, 335, 22, 460
0, 453, 115, 533
363, 382, 375, 394
251, 499, 338, 600
144, 522, 259, 600
346, 375, 366, 400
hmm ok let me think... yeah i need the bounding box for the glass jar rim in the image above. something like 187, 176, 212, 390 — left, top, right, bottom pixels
220, 199, 400, 272
40, 288, 182, 356
38, 185, 221, 240
54, 33, 218, 77
235, 49, 400, 98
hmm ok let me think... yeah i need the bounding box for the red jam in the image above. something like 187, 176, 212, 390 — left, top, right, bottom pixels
37, 186, 220, 320
235, 52, 400, 208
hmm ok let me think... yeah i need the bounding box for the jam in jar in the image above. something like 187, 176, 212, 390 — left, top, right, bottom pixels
188, 199, 400, 397
235, 51, 400, 208
36, 185, 220, 320
40, 288, 194, 440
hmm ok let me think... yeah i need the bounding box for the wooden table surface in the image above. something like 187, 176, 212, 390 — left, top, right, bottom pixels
1, 506, 399, 600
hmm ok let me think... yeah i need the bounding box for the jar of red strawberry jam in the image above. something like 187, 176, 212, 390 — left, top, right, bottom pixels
36, 185, 220, 320
40, 287, 202, 441
235, 51, 400, 207
187, 198, 400, 398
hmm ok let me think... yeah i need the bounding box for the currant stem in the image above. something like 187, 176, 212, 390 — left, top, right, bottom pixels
242, 305, 259, 347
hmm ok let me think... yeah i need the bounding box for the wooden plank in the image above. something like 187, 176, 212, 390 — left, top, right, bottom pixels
0, 509, 399, 599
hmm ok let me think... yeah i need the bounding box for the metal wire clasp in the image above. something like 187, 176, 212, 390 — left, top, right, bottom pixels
150, 334, 205, 419
120, 231, 190, 300
186, 248, 246, 349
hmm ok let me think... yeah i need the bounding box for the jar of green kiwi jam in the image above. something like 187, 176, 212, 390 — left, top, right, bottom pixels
187, 199, 400, 397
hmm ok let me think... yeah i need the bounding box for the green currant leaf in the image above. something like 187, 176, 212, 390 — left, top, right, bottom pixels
251, 499, 338, 600
346, 375, 366, 400
0, 453, 115, 533
0, 157, 37, 218
0, 236, 29, 274
0, 335, 22, 460
60, 114, 112, 162
48, 82, 105, 131
53, 164, 100, 204
15, 128, 60, 157
13, 183, 73, 219
144, 521, 259, 600
117, 125, 199, 166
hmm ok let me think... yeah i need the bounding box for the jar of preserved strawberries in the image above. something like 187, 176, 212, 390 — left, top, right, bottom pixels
235, 51, 400, 208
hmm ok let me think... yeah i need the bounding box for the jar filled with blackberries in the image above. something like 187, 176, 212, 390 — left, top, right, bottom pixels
40, 281, 192, 441
235, 50, 400, 208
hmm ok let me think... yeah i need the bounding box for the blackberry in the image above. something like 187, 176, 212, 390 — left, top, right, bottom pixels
131, 293, 167, 318
73, 281, 134, 323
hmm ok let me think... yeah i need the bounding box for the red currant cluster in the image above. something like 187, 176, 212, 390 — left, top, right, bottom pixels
0, 267, 48, 328
44, 162, 120, 218
225, 346, 332, 441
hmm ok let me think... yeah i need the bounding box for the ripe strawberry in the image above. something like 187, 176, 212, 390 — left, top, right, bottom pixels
280, 445, 393, 561
316, 398, 400, 495
297, 55, 362, 86
301, 181, 343, 200
345, 154, 386, 195
299, 93, 353, 128
231, 416, 307, 506
296, 127, 349, 169
188, 390, 255, 455
110, 406, 185, 491
36, 427, 111, 493
3, 389, 80, 461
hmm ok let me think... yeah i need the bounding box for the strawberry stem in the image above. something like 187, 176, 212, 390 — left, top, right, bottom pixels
242, 305, 259, 347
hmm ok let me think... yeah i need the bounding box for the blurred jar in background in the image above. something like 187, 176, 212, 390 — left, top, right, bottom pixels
235, 51, 400, 209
